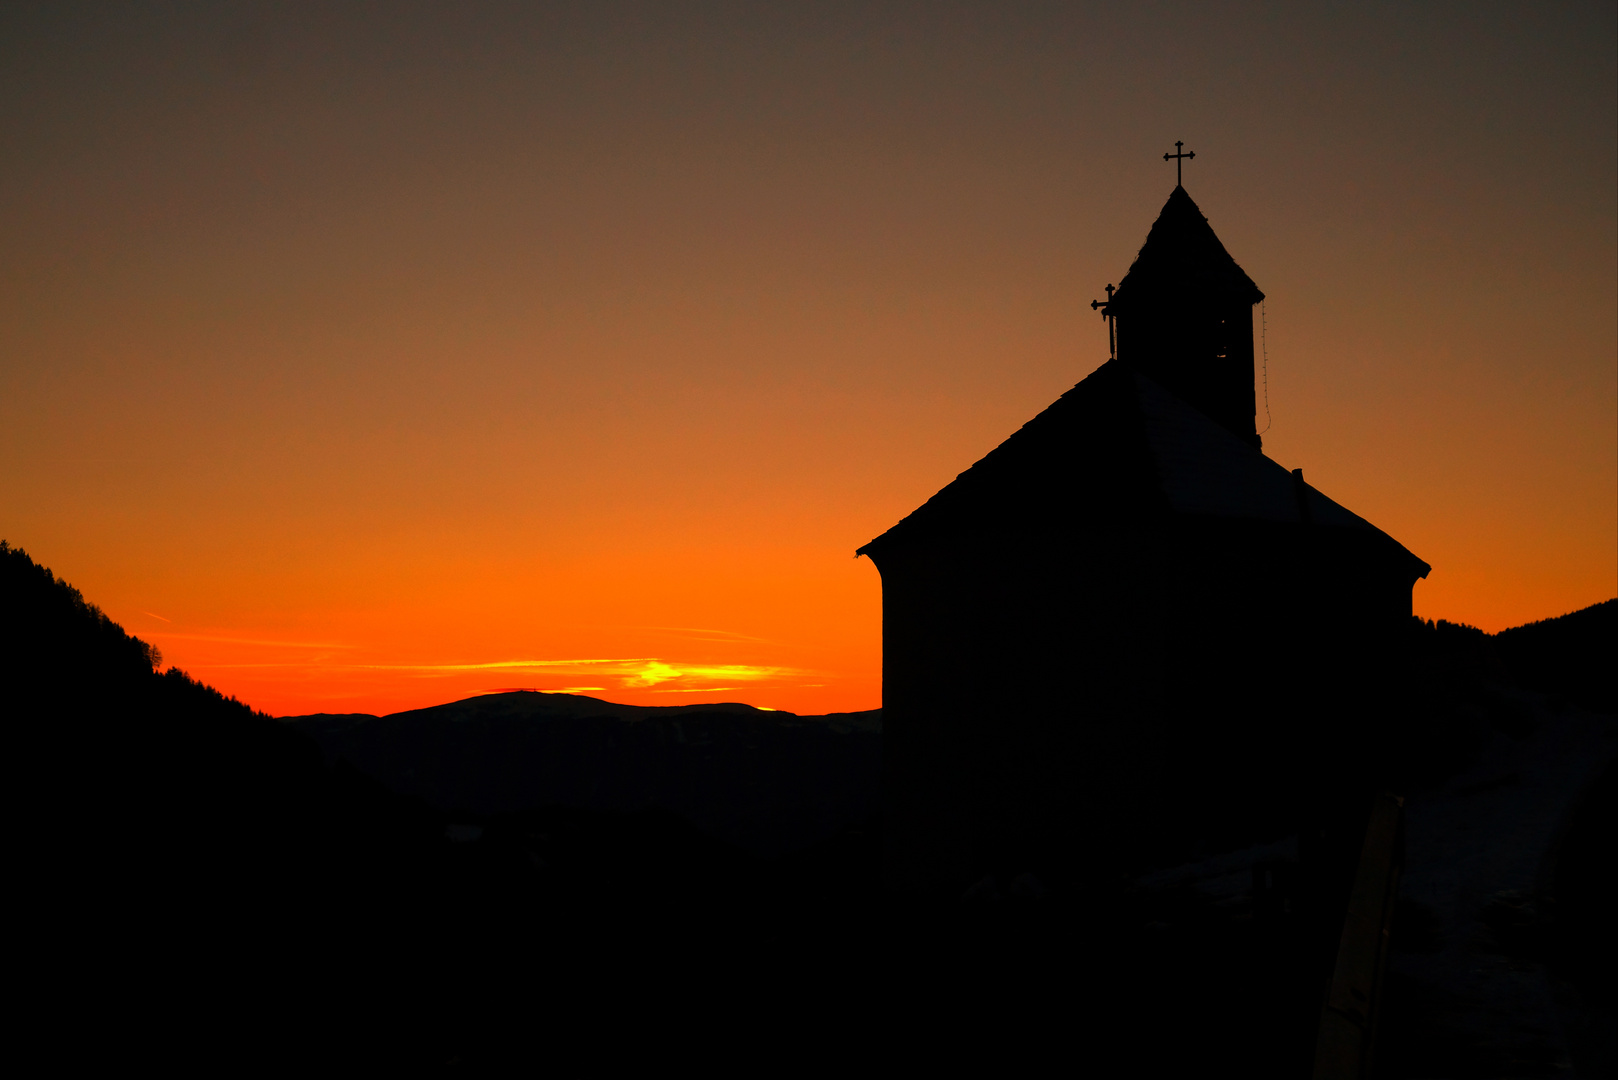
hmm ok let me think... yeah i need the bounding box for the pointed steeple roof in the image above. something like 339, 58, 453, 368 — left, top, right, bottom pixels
1108, 187, 1263, 310
856, 360, 1430, 584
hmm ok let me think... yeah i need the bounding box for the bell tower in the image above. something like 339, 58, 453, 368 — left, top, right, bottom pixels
1101, 172, 1265, 449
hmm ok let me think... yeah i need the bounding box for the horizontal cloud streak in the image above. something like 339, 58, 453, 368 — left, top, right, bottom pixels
351, 657, 797, 690
144, 632, 355, 650
640, 627, 777, 644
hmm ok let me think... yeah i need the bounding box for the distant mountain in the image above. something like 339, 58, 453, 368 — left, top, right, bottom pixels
283, 693, 881, 856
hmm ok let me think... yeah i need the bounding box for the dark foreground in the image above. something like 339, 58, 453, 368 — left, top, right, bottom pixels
7, 542, 1613, 1074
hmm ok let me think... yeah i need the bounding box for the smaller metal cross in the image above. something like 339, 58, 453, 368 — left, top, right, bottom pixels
1164, 140, 1195, 185
1091, 283, 1116, 358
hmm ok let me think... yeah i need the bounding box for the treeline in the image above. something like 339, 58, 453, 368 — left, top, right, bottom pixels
1393, 603, 1615, 789
5, 541, 432, 1063
1407, 602, 1614, 716
1494, 599, 1615, 714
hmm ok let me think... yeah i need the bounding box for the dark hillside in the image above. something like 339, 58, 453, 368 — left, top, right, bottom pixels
4, 543, 445, 1063
8, 540, 1610, 1074
1494, 598, 1616, 714
1, 542, 884, 1070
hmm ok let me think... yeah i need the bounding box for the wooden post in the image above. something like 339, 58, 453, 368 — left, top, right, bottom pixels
1312, 791, 1404, 1080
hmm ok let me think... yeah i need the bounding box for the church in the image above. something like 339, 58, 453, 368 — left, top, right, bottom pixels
858, 168, 1430, 894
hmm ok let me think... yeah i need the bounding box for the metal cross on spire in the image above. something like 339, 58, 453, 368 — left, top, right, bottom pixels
1091, 283, 1116, 359
1164, 140, 1195, 186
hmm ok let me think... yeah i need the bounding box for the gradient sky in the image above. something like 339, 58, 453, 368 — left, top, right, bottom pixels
2, 2, 1613, 716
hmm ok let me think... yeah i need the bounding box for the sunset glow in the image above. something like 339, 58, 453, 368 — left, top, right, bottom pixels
1, 4, 1612, 718
134, 640, 798, 714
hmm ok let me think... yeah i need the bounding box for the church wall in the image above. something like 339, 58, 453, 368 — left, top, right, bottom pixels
870, 518, 1420, 896
872, 527, 1158, 892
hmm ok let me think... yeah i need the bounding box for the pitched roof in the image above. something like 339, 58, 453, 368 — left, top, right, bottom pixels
857, 359, 1429, 580
1108, 186, 1264, 310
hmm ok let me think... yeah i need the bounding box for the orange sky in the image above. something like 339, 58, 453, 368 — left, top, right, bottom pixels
2, 3, 1613, 717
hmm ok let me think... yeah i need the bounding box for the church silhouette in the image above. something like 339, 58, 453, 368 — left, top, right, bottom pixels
859, 172, 1430, 895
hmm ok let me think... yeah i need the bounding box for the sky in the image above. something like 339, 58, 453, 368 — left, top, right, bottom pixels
2, 2, 1613, 717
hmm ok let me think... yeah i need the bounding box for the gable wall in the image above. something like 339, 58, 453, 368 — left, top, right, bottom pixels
870, 517, 1416, 896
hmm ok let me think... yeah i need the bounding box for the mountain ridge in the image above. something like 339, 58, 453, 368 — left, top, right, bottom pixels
280, 688, 881, 731
280, 690, 883, 856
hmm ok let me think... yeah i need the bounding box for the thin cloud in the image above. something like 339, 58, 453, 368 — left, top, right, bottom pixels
156, 648, 803, 694
358, 658, 661, 673
640, 626, 775, 644
179, 662, 342, 670
144, 632, 355, 650
355, 657, 794, 689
